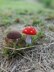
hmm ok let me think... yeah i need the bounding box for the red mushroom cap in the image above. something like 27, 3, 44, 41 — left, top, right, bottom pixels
22, 26, 37, 35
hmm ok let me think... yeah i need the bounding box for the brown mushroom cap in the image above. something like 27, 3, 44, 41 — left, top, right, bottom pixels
7, 31, 22, 39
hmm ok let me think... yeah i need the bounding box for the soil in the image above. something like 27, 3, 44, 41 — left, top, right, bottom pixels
0, 8, 54, 72
0, 20, 54, 72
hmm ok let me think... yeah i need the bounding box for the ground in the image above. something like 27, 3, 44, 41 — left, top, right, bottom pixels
0, 0, 54, 72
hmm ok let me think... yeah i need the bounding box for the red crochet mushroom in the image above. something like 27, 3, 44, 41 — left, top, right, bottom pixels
22, 26, 37, 44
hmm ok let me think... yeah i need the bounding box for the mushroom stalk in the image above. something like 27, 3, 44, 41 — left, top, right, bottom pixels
26, 35, 32, 44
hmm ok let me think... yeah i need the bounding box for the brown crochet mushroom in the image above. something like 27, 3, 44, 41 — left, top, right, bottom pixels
7, 31, 21, 40
5, 31, 22, 47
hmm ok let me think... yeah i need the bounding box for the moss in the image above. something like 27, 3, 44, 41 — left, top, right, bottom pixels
16, 38, 26, 48
49, 25, 54, 32
32, 18, 43, 26
46, 14, 54, 20
3, 48, 24, 59
32, 30, 45, 44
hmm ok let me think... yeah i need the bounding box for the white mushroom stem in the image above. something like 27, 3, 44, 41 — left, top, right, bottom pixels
26, 35, 32, 44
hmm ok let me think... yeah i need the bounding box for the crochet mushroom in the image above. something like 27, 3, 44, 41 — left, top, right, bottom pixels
22, 26, 37, 44
7, 31, 21, 40
5, 31, 22, 47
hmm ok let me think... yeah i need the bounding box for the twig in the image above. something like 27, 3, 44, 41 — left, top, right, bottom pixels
11, 65, 16, 72
3, 45, 36, 51
0, 67, 7, 72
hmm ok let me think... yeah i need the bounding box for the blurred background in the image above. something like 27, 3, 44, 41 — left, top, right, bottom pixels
0, 0, 54, 26
0, 0, 54, 72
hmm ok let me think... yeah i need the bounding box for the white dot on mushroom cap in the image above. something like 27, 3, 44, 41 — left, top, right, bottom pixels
28, 27, 31, 28
25, 30, 27, 32
33, 29, 35, 31
31, 31, 33, 33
